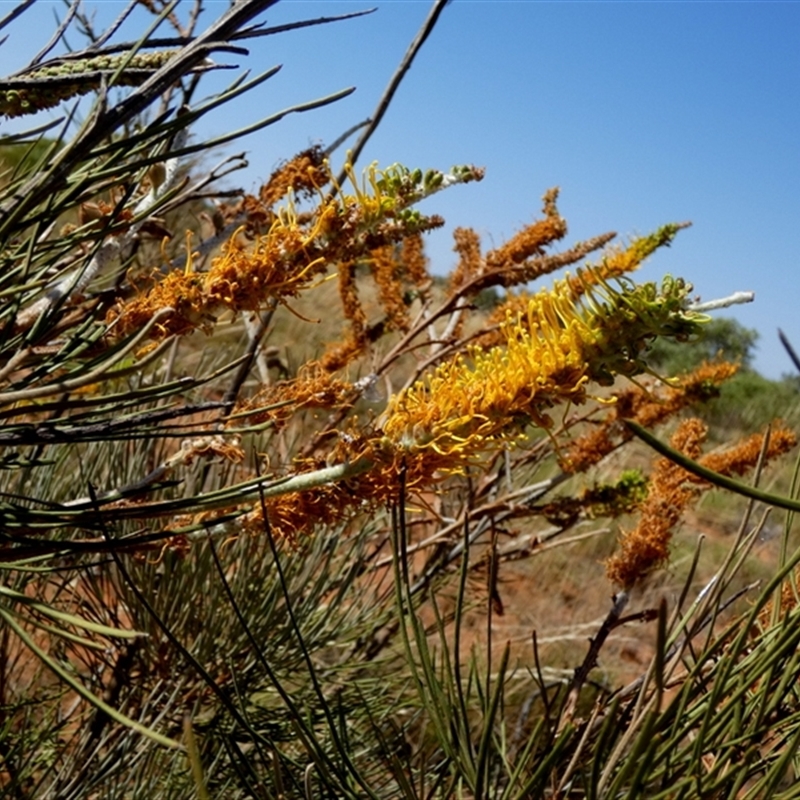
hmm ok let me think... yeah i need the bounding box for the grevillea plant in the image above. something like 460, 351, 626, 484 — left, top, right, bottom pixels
2, 2, 800, 798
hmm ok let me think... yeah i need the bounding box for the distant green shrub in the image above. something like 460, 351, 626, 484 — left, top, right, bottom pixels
645, 316, 758, 374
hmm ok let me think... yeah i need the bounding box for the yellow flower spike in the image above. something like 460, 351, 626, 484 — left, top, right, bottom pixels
382, 272, 643, 471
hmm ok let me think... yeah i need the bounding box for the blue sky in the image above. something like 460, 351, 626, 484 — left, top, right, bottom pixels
2, 1, 799, 378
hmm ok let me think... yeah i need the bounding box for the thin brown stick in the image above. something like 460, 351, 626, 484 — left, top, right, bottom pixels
560, 591, 630, 727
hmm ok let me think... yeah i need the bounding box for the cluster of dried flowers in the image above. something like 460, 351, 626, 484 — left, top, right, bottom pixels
99, 150, 796, 588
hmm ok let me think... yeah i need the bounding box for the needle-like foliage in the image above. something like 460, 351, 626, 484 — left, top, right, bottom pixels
2, 2, 800, 798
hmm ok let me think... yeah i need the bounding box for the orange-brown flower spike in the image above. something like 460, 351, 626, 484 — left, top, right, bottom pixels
697, 425, 797, 481
205, 220, 327, 311
369, 245, 413, 333
259, 146, 329, 208
232, 364, 354, 429
606, 418, 707, 588
401, 233, 431, 291
320, 260, 369, 372
449, 227, 483, 296
485, 187, 567, 269
108, 161, 478, 342
238, 430, 450, 541
561, 426, 618, 475
606, 420, 797, 588
459, 189, 615, 297
561, 361, 739, 474
106, 270, 209, 338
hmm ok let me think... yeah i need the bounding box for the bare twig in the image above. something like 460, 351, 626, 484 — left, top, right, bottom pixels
560, 591, 630, 726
